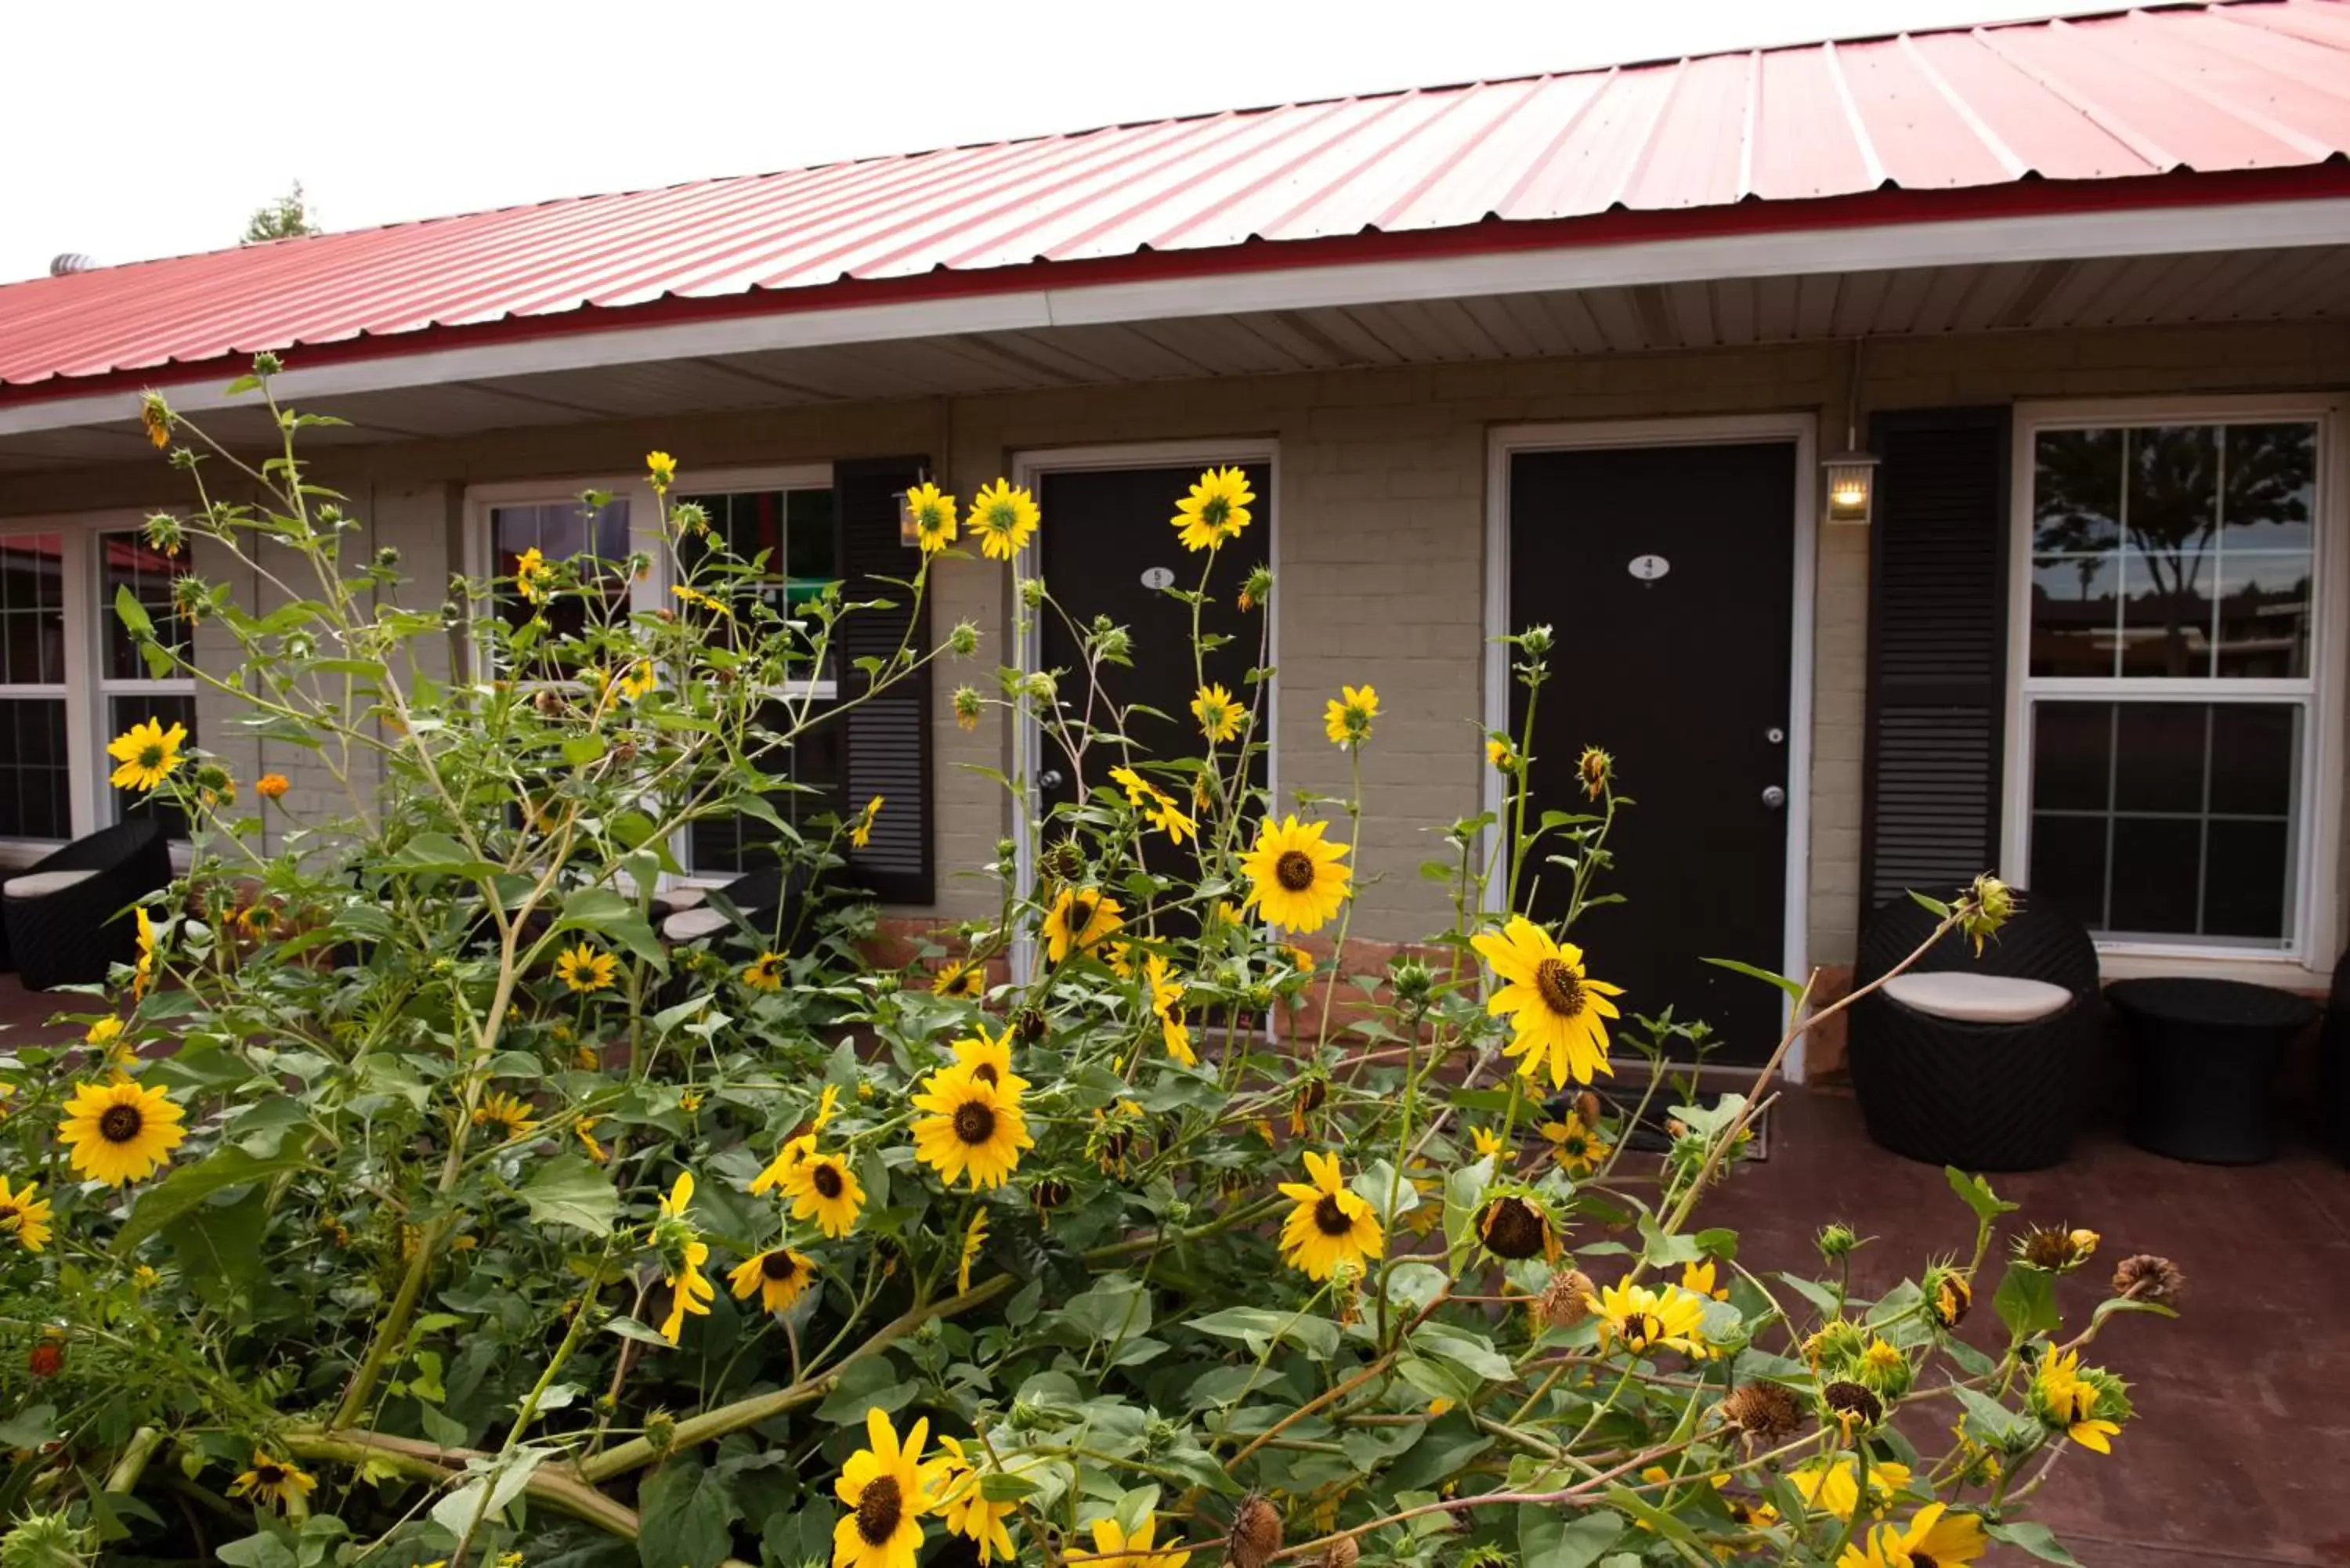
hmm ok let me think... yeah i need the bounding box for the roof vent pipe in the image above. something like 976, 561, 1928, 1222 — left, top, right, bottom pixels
49, 254, 96, 276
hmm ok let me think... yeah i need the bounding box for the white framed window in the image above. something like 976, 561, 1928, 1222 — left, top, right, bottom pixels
460, 465, 843, 881
2005, 398, 2343, 962
0, 516, 199, 854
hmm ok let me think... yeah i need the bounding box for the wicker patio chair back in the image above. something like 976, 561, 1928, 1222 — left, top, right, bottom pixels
1853, 890, 2099, 1001
2, 816, 172, 989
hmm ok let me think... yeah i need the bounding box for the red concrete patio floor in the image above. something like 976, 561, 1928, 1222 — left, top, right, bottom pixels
3, 970, 2341, 1563
1705, 1086, 2350, 1567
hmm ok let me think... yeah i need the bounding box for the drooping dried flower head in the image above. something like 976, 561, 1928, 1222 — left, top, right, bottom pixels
1478, 1194, 1551, 1261
1228, 1492, 1284, 1568
1531, 1269, 1596, 1331
1820, 1379, 1884, 1434
2112, 1253, 2185, 1306
1718, 1380, 1804, 1446
2016, 1224, 2095, 1272
1319, 1537, 1359, 1568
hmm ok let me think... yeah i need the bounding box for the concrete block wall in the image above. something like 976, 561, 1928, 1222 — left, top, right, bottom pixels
5, 316, 2346, 974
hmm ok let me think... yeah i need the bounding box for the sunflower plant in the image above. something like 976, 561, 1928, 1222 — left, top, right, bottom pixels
0, 363, 2177, 1568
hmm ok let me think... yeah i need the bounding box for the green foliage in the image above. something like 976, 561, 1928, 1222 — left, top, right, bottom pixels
0, 367, 2173, 1566
240, 182, 320, 244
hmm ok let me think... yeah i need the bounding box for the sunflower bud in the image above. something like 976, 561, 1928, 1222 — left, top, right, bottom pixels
1925, 1265, 1973, 1330
1019, 576, 1047, 609
949, 619, 982, 657
1958, 873, 2017, 954
2111, 1253, 2184, 1306
143, 512, 186, 558
1389, 957, 1434, 1006
251, 350, 284, 377
1516, 624, 1553, 657
1022, 671, 1058, 706
1577, 746, 1614, 800
1716, 1380, 1804, 1447
1229, 1493, 1285, 1568
1815, 1223, 1860, 1261
643, 1409, 676, 1455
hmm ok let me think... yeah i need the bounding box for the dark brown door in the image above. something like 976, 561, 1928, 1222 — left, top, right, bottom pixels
1508, 442, 1795, 1064
1036, 462, 1270, 887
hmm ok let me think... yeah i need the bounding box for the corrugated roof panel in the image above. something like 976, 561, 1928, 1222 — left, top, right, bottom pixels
3, 0, 2348, 392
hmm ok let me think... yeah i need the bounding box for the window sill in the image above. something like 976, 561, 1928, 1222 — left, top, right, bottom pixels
2095, 947, 2330, 995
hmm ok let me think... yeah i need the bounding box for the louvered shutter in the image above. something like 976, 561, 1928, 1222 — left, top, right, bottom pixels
833, 456, 934, 905
1859, 407, 2013, 912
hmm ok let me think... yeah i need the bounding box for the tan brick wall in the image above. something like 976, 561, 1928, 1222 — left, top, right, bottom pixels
6, 318, 2346, 969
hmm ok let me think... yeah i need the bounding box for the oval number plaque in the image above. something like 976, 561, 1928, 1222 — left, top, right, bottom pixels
1141, 565, 1177, 591
1627, 554, 1670, 583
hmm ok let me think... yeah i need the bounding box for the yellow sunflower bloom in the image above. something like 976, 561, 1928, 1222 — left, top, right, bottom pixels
1487, 736, 1519, 773
957, 1210, 988, 1295
1788, 1455, 1911, 1521
672, 583, 733, 618
645, 450, 677, 491
940, 1028, 1029, 1100
1838, 1503, 1987, 1568
1681, 1259, 1731, 1301
616, 661, 657, 700
57, 1078, 185, 1186
2037, 1349, 2124, 1454
576, 1118, 609, 1163
906, 482, 959, 555
969, 479, 1039, 562
228, 1451, 317, 1513
911, 1074, 1033, 1190
132, 906, 158, 999
255, 772, 291, 800
1473, 916, 1623, 1087
743, 951, 787, 991
1586, 1278, 1710, 1359
1171, 466, 1253, 552
1323, 683, 1378, 746
1145, 954, 1196, 1067
728, 1246, 819, 1313
1470, 1125, 1506, 1160
1239, 815, 1351, 935
106, 718, 188, 793
756, 1137, 867, 1239
1191, 683, 1243, 743
0, 1175, 53, 1252
850, 796, 884, 851
514, 546, 551, 605
472, 1091, 538, 1142
834, 1409, 946, 1568
1277, 1151, 1384, 1281
656, 1172, 715, 1344
932, 963, 987, 1000
936, 1436, 1018, 1563
556, 941, 617, 995
1041, 885, 1125, 965
1090, 1513, 1191, 1568
1541, 1113, 1611, 1174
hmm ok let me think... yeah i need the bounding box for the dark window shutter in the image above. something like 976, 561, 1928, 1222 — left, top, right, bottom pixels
1859, 406, 2012, 913
832, 455, 934, 905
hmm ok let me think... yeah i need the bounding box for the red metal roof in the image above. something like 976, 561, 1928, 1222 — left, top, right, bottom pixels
5, 0, 2349, 396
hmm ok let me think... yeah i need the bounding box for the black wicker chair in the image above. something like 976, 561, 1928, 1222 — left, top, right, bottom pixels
1846, 891, 2100, 1171
2, 818, 172, 991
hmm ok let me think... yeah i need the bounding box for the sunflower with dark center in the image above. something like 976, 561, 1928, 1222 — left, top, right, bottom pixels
931, 963, 986, 1000
106, 718, 188, 793
1541, 1111, 1611, 1176
1276, 1151, 1385, 1281
1821, 1378, 1885, 1434
2016, 1223, 2096, 1272
1589, 1279, 1710, 1359
1926, 1266, 1973, 1329
832, 1407, 943, 1568
1477, 1193, 1555, 1261
938, 1028, 1029, 1100
57, 1078, 186, 1187
1029, 1176, 1072, 1216
757, 1137, 866, 1238
912, 1073, 1034, 1190
1042, 884, 1126, 965
1842, 1502, 1989, 1568
1473, 916, 1624, 1089
229, 1451, 318, 1513
1241, 814, 1352, 934
728, 1246, 818, 1313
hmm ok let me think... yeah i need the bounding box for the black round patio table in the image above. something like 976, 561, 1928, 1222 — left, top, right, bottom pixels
2106, 977, 2318, 1165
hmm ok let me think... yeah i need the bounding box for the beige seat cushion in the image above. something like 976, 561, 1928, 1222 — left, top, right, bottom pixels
3, 868, 99, 900
662, 906, 731, 943
663, 886, 708, 910
1882, 971, 2071, 1024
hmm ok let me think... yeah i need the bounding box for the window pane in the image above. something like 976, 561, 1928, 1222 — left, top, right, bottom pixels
785, 488, 838, 605
111, 694, 196, 840
2126, 424, 2218, 559
491, 500, 631, 636
2032, 428, 2122, 553
0, 698, 70, 840
687, 700, 844, 876
677, 487, 842, 620
2212, 551, 2310, 678
2028, 555, 2117, 677
103, 531, 193, 679
2117, 547, 2212, 678
0, 535, 64, 687
2222, 424, 2316, 549
2028, 699, 2298, 948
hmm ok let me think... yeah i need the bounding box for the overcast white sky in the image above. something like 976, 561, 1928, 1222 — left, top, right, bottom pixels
3, 0, 2121, 284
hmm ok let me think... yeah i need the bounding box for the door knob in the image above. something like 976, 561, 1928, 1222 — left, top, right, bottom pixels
1039, 768, 1065, 791
1761, 785, 1787, 810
